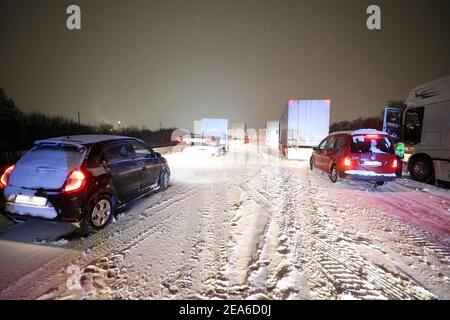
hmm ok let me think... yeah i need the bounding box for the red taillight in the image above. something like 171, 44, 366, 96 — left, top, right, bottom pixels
392, 159, 398, 169
64, 170, 86, 193
343, 157, 352, 167
0, 165, 15, 188
366, 134, 379, 139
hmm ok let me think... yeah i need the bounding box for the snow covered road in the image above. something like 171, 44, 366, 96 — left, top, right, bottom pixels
0, 144, 448, 300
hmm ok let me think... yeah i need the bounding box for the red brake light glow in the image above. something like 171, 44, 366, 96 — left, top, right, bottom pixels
366, 134, 379, 139
64, 170, 86, 193
344, 157, 352, 167
0, 165, 15, 188
392, 159, 398, 169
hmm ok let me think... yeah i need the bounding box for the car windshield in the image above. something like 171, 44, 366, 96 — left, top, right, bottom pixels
350, 136, 393, 154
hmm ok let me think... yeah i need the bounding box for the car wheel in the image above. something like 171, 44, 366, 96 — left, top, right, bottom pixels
159, 170, 170, 191
375, 181, 385, 187
329, 164, 339, 183
5, 214, 27, 224
81, 194, 114, 234
309, 157, 315, 171
410, 156, 434, 184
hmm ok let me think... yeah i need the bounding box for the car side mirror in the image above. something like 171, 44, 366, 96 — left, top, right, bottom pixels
313, 147, 318, 151
155, 152, 161, 159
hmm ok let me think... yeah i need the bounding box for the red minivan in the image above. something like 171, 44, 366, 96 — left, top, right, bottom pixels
310, 129, 398, 185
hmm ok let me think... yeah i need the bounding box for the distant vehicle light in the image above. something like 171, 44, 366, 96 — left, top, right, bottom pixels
64, 170, 86, 193
0, 165, 15, 188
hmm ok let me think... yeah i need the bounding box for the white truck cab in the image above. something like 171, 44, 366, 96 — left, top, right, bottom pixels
384, 75, 450, 184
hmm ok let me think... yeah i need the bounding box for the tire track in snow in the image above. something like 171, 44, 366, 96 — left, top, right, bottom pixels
0, 183, 198, 299
310, 170, 450, 265
377, 184, 450, 235
245, 165, 437, 299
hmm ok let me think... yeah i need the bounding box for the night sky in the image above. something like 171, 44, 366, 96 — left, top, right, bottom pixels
0, 0, 449, 131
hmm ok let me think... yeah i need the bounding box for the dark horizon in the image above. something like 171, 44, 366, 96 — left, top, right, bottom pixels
1, 0, 449, 131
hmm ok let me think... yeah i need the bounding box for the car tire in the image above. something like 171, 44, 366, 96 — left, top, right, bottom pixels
159, 169, 170, 191
80, 194, 114, 234
329, 164, 339, 183
375, 181, 385, 187
309, 157, 315, 171
5, 214, 27, 224
409, 156, 434, 184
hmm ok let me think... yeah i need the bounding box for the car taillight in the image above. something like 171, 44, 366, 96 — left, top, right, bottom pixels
64, 170, 86, 193
343, 157, 352, 167
392, 159, 398, 169
366, 134, 379, 139
0, 165, 14, 188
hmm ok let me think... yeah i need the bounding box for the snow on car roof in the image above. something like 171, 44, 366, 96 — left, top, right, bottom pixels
35, 135, 135, 146
351, 129, 389, 136
330, 129, 389, 136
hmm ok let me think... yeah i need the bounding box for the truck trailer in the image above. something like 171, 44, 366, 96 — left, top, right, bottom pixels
266, 121, 279, 149
201, 118, 229, 151
279, 100, 331, 160
229, 122, 246, 141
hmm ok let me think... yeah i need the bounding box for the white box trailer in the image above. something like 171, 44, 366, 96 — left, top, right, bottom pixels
280, 100, 331, 160
201, 118, 229, 150
265, 121, 279, 149
229, 122, 246, 140
384, 75, 450, 183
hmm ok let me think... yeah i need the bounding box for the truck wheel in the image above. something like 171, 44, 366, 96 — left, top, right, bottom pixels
329, 165, 339, 183
409, 156, 434, 184
310, 157, 315, 171
80, 195, 114, 234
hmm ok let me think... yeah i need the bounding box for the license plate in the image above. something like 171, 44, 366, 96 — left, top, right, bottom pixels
363, 161, 381, 167
15, 195, 47, 207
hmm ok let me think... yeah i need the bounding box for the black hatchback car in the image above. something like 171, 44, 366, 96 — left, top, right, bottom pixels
0, 135, 170, 233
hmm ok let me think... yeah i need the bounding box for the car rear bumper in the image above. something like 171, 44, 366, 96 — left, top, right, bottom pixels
2, 201, 85, 222
1, 188, 88, 222
4, 202, 58, 219
342, 170, 397, 182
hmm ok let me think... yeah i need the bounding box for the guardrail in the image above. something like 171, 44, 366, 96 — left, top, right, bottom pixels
154, 146, 174, 155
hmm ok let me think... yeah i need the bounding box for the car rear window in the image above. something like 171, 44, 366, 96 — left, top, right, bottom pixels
350, 136, 394, 154
19, 145, 85, 167
10, 145, 87, 190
